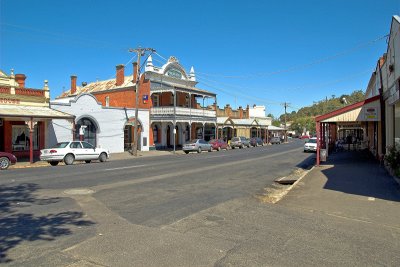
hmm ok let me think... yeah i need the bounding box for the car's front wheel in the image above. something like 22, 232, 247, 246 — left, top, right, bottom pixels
49, 161, 59, 166
99, 153, 107, 162
0, 157, 10, 170
85, 160, 91, 163
184, 151, 189, 154
64, 154, 75, 165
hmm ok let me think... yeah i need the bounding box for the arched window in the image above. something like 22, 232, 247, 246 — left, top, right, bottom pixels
75, 117, 97, 147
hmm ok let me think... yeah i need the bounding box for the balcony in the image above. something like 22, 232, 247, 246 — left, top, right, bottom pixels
151, 106, 216, 122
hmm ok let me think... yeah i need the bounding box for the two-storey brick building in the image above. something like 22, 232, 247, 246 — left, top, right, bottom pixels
54, 55, 217, 152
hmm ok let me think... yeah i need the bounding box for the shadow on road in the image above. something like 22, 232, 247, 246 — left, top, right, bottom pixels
0, 183, 95, 263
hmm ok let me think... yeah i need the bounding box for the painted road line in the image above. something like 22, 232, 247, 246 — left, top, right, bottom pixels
105, 165, 147, 171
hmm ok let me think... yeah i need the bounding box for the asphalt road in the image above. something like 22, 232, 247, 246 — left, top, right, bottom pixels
1, 140, 315, 266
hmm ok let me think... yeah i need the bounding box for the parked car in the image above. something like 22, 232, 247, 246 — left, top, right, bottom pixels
270, 136, 281, 144
182, 139, 212, 154
230, 136, 251, 149
40, 141, 109, 166
250, 137, 264, 147
209, 139, 229, 151
304, 137, 317, 152
0, 151, 17, 170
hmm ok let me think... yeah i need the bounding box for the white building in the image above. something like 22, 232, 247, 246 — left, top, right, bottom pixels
50, 93, 150, 153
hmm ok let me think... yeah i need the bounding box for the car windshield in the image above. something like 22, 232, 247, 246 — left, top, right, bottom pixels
53, 142, 69, 148
190, 139, 199, 143
307, 139, 317, 143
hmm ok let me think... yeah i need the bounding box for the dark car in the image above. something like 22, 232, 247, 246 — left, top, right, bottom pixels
250, 137, 264, 147
230, 136, 251, 149
209, 139, 229, 151
0, 152, 17, 170
270, 136, 281, 144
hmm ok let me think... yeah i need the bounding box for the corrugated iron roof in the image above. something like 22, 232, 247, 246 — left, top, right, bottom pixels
58, 75, 135, 98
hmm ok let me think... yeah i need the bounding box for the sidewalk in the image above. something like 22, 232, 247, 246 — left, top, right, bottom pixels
279, 150, 400, 229
9, 149, 184, 169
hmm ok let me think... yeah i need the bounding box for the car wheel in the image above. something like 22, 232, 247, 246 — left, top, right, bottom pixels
64, 154, 75, 165
184, 151, 189, 154
99, 152, 107, 162
208, 147, 212, 152
217, 147, 221, 151
0, 157, 10, 170
85, 160, 91, 163
49, 161, 59, 166
197, 147, 201, 153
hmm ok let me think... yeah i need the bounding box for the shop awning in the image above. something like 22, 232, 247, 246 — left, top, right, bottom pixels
315, 95, 381, 123
0, 105, 75, 119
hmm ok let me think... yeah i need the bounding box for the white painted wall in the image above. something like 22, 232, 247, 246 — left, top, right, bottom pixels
249, 105, 266, 118
49, 94, 150, 153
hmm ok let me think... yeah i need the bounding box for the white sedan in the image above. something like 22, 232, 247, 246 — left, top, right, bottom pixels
40, 141, 109, 166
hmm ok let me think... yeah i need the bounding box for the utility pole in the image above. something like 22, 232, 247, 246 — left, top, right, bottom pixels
282, 102, 290, 143
128, 47, 155, 156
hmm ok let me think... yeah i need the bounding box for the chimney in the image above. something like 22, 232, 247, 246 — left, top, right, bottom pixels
239, 106, 243, 119
133, 62, 138, 83
15, 74, 26, 88
116, 64, 125, 86
70, 75, 77, 94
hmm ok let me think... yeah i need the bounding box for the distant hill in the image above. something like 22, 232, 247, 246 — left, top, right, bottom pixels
278, 90, 365, 134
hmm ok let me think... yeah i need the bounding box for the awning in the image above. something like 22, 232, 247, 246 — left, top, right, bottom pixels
0, 104, 75, 119
315, 95, 381, 123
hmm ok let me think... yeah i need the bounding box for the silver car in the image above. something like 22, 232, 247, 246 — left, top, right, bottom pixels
182, 139, 212, 154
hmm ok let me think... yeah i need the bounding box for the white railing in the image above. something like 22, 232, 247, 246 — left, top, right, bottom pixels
151, 107, 216, 118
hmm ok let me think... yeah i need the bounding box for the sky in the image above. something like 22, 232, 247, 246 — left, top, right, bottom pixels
1, 0, 399, 117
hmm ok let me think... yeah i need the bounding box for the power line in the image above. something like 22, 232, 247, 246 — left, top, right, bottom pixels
195, 34, 388, 79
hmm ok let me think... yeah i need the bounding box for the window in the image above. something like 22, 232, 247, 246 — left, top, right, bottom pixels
12, 124, 39, 151
70, 142, 82, 149
152, 94, 159, 107
153, 125, 159, 143
185, 94, 190, 107
105, 96, 110, 107
170, 93, 174, 105
75, 117, 97, 147
82, 141, 94, 149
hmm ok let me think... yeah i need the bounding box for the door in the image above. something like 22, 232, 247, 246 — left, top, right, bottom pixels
81, 141, 99, 159
69, 141, 84, 160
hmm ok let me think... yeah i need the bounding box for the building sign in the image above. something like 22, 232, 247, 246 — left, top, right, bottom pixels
166, 68, 182, 79
364, 107, 378, 120
0, 98, 20, 104
142, 95, 148, 104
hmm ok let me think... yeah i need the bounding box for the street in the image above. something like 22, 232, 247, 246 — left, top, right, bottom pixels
1, 140, 400, 266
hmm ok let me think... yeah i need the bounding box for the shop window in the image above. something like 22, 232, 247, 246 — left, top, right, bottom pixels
12, 124, 39, 151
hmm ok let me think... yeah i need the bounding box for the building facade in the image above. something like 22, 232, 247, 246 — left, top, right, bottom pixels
50, 94, 150, 153
56, 55, 217, 151
145, 56, 217, 149
0, 70, 74, 163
